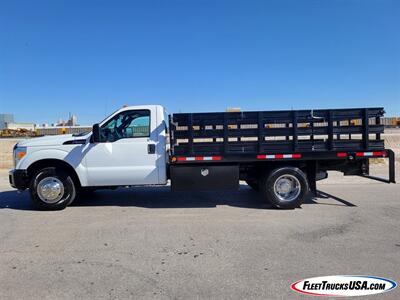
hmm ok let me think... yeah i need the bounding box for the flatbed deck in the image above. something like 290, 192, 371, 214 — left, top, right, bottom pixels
169, 107, 385, 158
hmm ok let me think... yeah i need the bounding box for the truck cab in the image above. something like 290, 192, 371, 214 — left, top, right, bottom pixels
85, 105, 168, 186
9, 105, 169, 209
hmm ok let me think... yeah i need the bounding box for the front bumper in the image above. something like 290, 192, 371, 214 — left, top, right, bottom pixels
9, 169, 29, 190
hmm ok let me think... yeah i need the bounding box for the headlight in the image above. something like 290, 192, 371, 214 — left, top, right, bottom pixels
14, 146, 27, 167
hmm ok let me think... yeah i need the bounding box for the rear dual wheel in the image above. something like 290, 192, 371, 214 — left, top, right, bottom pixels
260, 167, 309, 209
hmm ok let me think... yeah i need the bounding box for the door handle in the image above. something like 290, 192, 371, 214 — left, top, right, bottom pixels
148, 144, 156, 154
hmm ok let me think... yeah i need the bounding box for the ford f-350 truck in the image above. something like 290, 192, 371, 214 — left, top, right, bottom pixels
9, 105, 395, 210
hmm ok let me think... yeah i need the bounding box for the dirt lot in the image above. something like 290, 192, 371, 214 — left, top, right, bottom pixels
0, 165, 399, 299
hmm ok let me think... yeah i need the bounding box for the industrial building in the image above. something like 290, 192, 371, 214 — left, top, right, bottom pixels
35, 126, 92, 136
0, 114, 14, 129
0, 113, 91, 137
5, 122, 36, 131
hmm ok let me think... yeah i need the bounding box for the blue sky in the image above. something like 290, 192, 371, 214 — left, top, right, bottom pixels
0, 0, 399, 125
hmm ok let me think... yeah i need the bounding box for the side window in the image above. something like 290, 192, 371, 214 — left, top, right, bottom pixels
100, 110, 150, 142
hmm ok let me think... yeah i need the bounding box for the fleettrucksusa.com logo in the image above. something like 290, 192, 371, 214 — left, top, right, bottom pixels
291, 275, 397, 297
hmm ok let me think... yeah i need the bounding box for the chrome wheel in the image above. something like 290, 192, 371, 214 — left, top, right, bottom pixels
37, 177, 64, 203
273, 174, 301, 202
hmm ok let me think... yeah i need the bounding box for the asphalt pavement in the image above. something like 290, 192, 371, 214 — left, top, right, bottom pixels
0, 167, 399, 300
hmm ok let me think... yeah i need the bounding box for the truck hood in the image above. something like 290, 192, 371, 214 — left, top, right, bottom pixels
18, 134, 89, 147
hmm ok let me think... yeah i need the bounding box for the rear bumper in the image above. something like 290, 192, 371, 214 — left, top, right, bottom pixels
359, 149, 396, 184
9, 169, 29, 190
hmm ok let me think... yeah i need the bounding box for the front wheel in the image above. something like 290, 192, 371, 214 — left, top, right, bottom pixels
29, 167, 77, 210
260, 167, 309, 209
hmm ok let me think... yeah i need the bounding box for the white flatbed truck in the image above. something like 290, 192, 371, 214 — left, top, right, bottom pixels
9, 105, 395, 210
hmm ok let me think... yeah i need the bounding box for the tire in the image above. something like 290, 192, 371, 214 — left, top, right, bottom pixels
29, 167, 77, 210
245, 179, 259, 191
260, 167, 308, 209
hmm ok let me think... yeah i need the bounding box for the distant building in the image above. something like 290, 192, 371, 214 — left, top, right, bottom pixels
0, 113, 14, 129
0, 112, 92, 136
54, 114, 78, 126
5, 122, 36, 131
226, 107, 241, 112
35, 125, 91, 136
69, 115, 77, 126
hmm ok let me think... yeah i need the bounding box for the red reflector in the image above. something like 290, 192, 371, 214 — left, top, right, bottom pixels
372, 151, 386, 157
292, 154, 302, 158
195, 156, 203, 161
337, 152, 347, 157
177, 157, 186, 161
257, 155, 265, 159
356, 151, 387, 157
212, 156, 222, 160
275, 154, 283, 159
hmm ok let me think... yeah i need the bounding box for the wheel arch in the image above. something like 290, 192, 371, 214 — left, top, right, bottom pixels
240, 161, 308, 181
27, 159, 82, 188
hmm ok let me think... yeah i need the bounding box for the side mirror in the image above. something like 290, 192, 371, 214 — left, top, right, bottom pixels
92, 123, 101, 143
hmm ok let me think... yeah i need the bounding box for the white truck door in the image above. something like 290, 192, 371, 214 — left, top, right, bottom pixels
84, 107, 160, 186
